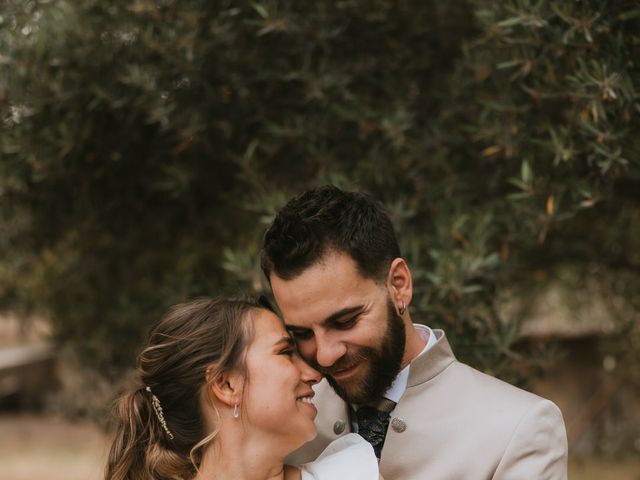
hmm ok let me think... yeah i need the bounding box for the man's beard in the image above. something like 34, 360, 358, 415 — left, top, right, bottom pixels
321, 299, 406, 405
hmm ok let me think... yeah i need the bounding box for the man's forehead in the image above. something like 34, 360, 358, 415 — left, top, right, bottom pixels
269, 251, 379, 324
274, 284, 354, 323
271, 252, 363, 296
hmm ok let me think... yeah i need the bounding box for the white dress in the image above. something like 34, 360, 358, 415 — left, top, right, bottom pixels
299, 434, 379, 480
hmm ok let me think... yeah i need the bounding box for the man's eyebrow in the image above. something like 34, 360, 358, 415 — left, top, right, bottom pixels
284, 305, 365, 332
323, 305, 365, 324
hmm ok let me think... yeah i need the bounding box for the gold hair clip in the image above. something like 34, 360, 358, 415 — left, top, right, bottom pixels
146, 386, 175, 440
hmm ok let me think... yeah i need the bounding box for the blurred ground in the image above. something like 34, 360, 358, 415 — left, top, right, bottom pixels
2, 413, 640, 480
0, 414, 107, 480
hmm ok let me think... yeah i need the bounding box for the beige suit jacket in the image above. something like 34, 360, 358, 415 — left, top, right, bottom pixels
288, 329, 568, 479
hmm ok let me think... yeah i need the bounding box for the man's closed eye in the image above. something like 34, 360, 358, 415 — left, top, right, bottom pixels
333, 316, 358, 329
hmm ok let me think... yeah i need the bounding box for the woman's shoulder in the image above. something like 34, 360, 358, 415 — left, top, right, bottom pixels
298, 434, 379, 480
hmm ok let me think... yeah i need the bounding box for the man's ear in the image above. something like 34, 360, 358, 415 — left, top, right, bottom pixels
208, 367, 244, 408
386, 257, 413, 309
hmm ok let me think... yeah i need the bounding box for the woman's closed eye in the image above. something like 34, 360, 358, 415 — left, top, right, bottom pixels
280, 347, 295, 357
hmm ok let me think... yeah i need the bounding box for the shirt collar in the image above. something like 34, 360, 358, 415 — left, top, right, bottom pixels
383, 324, 436, 403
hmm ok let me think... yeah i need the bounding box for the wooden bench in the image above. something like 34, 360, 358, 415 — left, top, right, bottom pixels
0, 344, 57, 408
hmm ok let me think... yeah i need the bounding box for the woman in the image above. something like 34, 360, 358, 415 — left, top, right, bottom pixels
105, 297, 381, 480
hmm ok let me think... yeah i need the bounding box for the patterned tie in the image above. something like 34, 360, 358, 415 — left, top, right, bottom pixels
355, 397, 396, 458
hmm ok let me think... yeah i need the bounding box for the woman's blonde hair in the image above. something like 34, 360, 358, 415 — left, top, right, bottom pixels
104, 296, 272, 480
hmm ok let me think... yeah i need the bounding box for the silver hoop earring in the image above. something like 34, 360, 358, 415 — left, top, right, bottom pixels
233, 401, 239, 418
398, 301, 406, 315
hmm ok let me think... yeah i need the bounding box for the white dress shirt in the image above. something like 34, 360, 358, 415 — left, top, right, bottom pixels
383, 324, 436, 406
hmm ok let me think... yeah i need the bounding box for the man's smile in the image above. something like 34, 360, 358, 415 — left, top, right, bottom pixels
331, 362, 362, 381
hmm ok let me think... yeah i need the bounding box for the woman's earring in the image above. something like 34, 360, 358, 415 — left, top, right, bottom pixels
233, 401, 239, 419
398, 301, 406, 315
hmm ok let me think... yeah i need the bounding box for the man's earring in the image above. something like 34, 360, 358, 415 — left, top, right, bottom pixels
233, 401, 239, 419
398, 301, 406, 315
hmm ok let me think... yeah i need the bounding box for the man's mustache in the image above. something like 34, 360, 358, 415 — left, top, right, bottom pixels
310, 348, 372, 377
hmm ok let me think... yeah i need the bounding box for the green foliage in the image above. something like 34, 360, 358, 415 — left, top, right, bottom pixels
1, 0, 638, 382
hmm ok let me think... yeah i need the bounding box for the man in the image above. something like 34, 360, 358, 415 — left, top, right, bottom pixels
261, 186, 568, 479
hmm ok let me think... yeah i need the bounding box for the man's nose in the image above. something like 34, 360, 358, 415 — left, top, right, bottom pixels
315, 333, 347, 368
294, 354, 322, 385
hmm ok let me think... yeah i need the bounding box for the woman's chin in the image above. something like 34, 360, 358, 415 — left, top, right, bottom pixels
297, 424, 318, 447
305, 425, 318, 442
281, 426, 317, 458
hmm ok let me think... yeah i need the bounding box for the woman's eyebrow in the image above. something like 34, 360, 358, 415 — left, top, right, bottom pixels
273, 336, 295, 347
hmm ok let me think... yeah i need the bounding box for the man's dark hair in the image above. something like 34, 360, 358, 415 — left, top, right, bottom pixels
260, 185, 401, 282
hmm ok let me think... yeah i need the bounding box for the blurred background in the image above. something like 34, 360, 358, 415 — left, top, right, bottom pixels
1, 1, 639, 478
